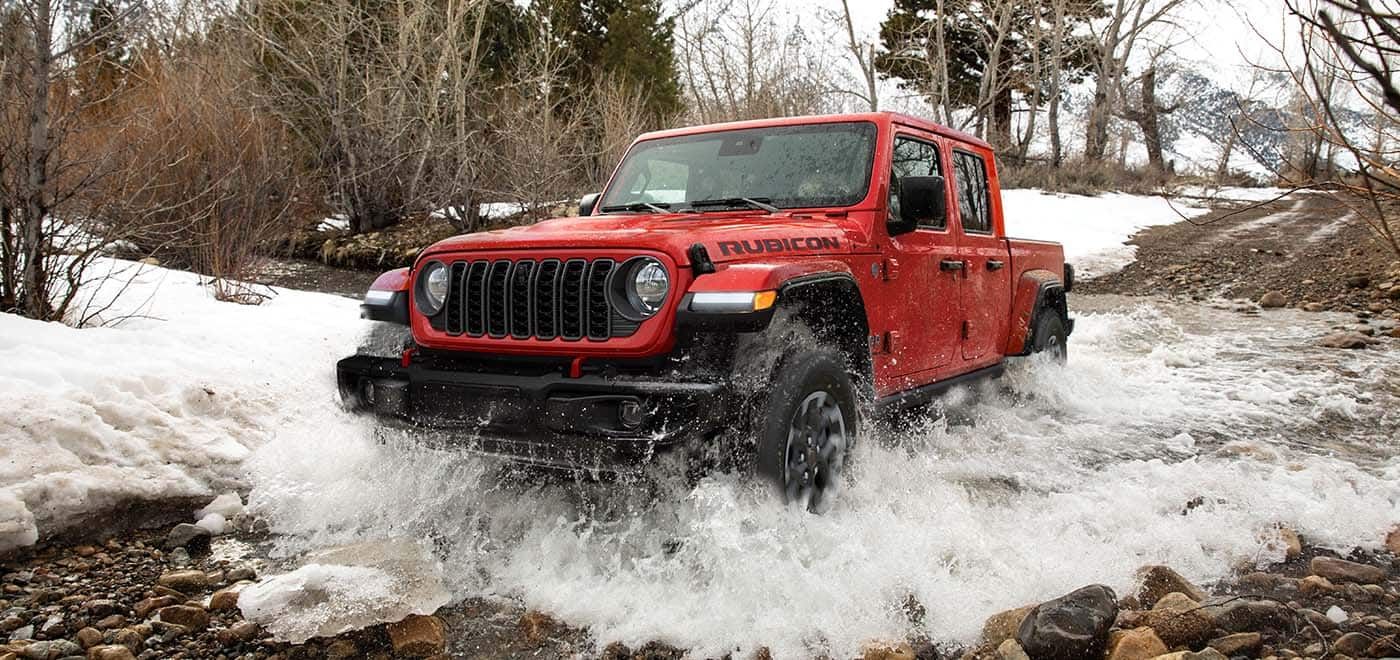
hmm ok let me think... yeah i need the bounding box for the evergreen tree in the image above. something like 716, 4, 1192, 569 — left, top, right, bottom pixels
535, 0, 682, 121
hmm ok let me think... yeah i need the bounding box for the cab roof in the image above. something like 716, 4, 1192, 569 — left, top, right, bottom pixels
634, 112, 993, 151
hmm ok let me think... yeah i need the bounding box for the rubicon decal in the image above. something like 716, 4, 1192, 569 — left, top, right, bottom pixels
717, 237, 841, 256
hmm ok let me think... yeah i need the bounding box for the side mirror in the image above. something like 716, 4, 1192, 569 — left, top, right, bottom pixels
579, 192, 601, 216
889, 175, 946, 236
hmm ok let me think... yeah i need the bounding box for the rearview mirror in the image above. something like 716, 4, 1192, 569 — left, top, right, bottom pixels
579, 192, 601, 216
889, 175, 945, 236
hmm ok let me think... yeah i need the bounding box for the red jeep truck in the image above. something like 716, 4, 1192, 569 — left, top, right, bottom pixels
338, 112, 1073, 512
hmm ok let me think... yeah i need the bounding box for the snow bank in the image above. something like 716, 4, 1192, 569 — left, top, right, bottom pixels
1002, 189, 1210, 277
0, 259, 360, 552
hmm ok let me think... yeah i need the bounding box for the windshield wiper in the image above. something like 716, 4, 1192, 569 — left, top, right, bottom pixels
686, 197, 780, 213
599, 201, 672, 214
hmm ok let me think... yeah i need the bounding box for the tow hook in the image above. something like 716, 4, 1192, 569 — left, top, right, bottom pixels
400, 347, 416, 368
568, 356, 586, 378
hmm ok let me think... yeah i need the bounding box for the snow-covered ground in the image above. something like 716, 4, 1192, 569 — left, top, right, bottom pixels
1002, 189, 1211, 278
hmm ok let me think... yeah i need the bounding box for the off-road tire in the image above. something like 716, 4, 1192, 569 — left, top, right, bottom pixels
1031, 311, 1069, 362
753, 347, 859, 514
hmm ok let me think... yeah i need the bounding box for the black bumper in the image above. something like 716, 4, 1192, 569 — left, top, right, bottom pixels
336, 354, 729, 471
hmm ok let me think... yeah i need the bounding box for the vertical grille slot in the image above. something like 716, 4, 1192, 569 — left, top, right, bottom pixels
510, 260, 535, 339
586, 259, 614, 340
533, 259, 561, 340
444, 262, 466, 335
465, 261, 489, 336
559, 259, 587, 340
486, 261, 512, 338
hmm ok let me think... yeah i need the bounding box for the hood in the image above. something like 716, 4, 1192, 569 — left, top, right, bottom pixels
422, 211, 873, 265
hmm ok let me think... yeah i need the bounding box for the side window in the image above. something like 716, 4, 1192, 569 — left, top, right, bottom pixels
952, 151, 991, 234
890, 136, 944, 229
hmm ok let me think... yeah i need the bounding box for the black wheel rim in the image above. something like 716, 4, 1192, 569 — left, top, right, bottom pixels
783, 390, 848, 512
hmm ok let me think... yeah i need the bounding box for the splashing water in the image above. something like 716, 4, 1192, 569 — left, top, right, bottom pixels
247, 296, 1400, 657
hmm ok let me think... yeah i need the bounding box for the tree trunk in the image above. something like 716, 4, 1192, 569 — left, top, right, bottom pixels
992, 86, 1013, 152
1216, 120, 1238, 181
1136, 67, 1164, 171
22, 0, 54, 320
1084, 72, 1114, 162
1048, 0, 1065, 167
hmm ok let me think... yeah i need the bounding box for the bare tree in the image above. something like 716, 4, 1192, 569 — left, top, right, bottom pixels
830, 0, 879, 112
1117, 58, 1181, 172
1083, 0, 1189, 163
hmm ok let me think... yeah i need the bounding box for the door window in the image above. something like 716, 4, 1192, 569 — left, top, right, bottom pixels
953, 151, 991, 234
890, 136, 944, 229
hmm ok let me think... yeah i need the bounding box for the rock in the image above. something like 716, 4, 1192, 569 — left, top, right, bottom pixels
518, 610, 556, 645
863, 642, 916, 660
131, 597, 178, 620
994, 639, 1028, 660
1302, 302, 1325, 312
1345, 273, 1371, 288
1326, 604, 1349, 623
1310, 556, 1387, 584
1258, 291, 1287, 308
17, 640, 81, 660
75, 627, 102, 649
197, 493, 244, 520
213, 621, 258, 645
137, 257, 160, 267
1386, 527, 1400, 555
161, 525, 210, 554
1138, 593, 1213, 649
82, 600, 118, 618
1148, 650, 1226, 660
1209, 599, 1291, 634
7, 625, 31, 642
156, 605, 208, 631
982, 605, 1036, 647
1207, 631, 1261, 656
208, 584, 246, 612
386, 615, 446, 658
1299, 575, 1337, 597
155, 570, 208, 595
1334, 632, 1371, 656
325, 638, 359, 659
1367, 635, 1400, 657
86, 646, 136, 660
1152, 592, 1199, 612
1296, 608, 1339, 632
1136, 566, 1207, 606
1104, 627, 1168, 660
1015, 585, 1118, 660
1239, 572, 1277, 590
1279, 528, 1302, 560
1318, 331, 1370, 349
225, 566, 257, 583
93, 616, 124, 631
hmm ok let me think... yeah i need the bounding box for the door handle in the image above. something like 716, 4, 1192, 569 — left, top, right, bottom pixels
940, 259, 965, 272
987, 260, 1005, 271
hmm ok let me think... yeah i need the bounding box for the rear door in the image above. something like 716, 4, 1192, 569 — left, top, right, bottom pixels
950, 149, 1012, 362
885, 133, 962, 379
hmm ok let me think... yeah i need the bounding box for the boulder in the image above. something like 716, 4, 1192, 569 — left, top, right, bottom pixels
1258, 291, 1287, 308
1310, 556, 1387, 584
162, 524, 211, 554
1104, 627, 1168, 660
156, 570, 209, 595
981, 605, 1036, 647
1318, 331, 1370, 349
1135, 566, 1207, 606
1137, 592, 1213, 649
386, 614, 446, 658
1015, 585, 1118, 660
1207, 631, 1261, 656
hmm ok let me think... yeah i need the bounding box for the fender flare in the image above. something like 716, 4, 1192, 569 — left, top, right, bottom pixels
1006, 270, 1068, 356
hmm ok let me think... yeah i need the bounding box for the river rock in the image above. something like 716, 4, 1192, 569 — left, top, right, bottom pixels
1207, 631, 1261, 656
1104, 627, 1168, 660
1299, 575, 1337, 597
1210, 599, 1291, 633
518, 610, 557, 645
994, 639, 1028, 660
1318, 331, 1370, 349
132, 596, 178, 619
862, 641, 915, 660
214, 621, 258, 645
1334, 631, 1371, 656
1387, 527, 1400, 555
1015, 585, 1118, 659
162, 524, 211, 554
1258, 291, 1287, 308
156, 570, 209, 594
17, 640, 81, 660
75, 626, 102, 649
1147, 650, 1226, 660
386, 614, 445, 657
1135, 593, 1213, 649
87, 645, 137, 660
1135, 566, 1207, 606
108, 628, 144, 653
156, 605, 208, 631
209, 583, 247, 612
1296, 607, 1339, 631
1311, 556, 1387, 584
982, 604, 1035, 647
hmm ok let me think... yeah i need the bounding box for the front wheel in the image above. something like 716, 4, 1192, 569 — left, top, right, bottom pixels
1031, 311, 1069, 363
754, 348, 859, 514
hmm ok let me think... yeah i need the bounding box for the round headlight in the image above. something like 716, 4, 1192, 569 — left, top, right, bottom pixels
416, 261, 449, 316
627, 259, 669, 316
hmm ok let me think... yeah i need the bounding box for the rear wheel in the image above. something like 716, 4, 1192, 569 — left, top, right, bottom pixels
1031, 311, 1069, 362
754, 348, 858, 514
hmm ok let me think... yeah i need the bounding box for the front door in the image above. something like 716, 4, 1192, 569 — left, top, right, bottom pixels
950, 149, 1011, 362
885, 133, 963, 381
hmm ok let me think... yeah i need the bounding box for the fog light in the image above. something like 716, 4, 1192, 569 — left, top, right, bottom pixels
618, 400, 645, 429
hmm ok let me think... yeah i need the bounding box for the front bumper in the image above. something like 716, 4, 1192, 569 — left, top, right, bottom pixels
336, 353, 728, 471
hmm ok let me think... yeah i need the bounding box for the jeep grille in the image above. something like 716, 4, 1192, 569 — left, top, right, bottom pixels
433, 258, 640, 341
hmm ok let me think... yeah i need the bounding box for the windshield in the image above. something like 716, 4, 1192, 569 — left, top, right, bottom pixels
600, 121, 878, 211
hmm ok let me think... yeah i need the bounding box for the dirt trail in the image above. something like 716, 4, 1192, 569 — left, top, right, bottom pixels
1083, 191, 1399, 315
